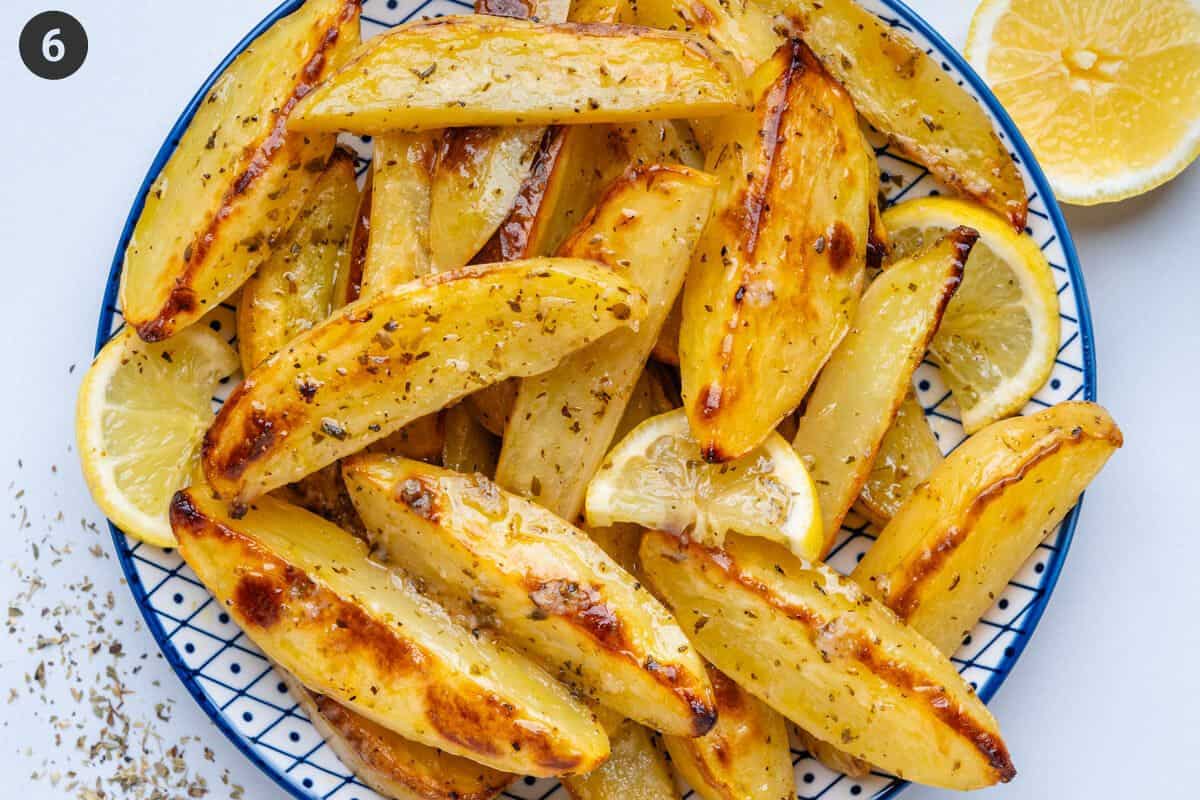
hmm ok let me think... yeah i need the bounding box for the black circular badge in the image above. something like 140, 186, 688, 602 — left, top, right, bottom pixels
19, 11, 87, 80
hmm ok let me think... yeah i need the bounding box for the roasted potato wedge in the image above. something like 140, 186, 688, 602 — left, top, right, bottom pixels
630, 0, 781, 74
290, 16, 745, 134
427, 0, 574, 272
664, 666, 795, 800
757, 0, 1027, 229
640, 532, 1015, 790
272, 461, 365, 539
793, 228, 974, 552
369, 411, 446, 464
343, 456, 716, 737
237, 147, 359, 370
362, 132, 438, 294
120, 0, 359, 341
857, 389, 943, 527
171, 485, 608, 776
496, 165, 717, 520
563, 719, 679, 800
466, 379, 517, 437
442, 402, 500, 477
856, 402, 1123, 654
431, 127, 546, 270
203, 258, 647, 504
281, 671, 514, 800
680, 40, 871, 462
335, 167, 373, 306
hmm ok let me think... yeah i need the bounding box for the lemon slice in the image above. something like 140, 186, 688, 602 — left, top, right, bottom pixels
884, 196, 1059, 433
966, 0, 1200, 205
76, 326, 240, 547
585, 408, 822, 559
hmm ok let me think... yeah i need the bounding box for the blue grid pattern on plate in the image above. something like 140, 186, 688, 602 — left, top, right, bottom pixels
92, 1, 1097, 798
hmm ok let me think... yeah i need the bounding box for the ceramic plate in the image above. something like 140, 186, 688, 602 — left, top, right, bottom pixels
93, 0, 1097, 797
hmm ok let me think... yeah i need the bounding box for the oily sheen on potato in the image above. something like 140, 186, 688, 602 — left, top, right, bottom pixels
640, 532, 1015, 790
289, 16, 745, 133
171, 485, 609, 776
120, 0, 359, 341
202, 258, 647, 504
680, 40, 872, 462
343, 455, 717, 737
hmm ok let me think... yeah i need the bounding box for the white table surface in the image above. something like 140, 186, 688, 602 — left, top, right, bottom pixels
0, 1, 1195, 797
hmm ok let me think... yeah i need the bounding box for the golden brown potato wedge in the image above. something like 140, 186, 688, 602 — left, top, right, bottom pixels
120, 0, 359, 341
441, 402, 500, 477
680, 40, 871, 462
757, 0, 1027, 229
856, 401, 1123, 654
362, 132, 438, 295
334, 167, 373, 306
280, 671, 514, 800
563, 719, 679, 800
369, 411, 446, 464
856, 390, 943, 527
343, 456, 716, 737
272, 462, 364, 539
290, 17, 745, 134
630, 0, 780, 74
640, 531, 1015, 790
466, 379, 516, 437
172, 485, 608, 776
664, 666, 795, 800
793, 228, 974, 552
431, 127, 546, 270
496, 165, 717, 521
237, 147, 358, 370
427, 0, 573, 272
202, 258, 647, 504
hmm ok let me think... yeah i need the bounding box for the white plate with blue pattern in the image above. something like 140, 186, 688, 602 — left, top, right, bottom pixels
93, 1, 1097, 797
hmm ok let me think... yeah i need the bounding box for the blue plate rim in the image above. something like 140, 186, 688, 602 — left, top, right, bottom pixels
92, 1, 1097, 798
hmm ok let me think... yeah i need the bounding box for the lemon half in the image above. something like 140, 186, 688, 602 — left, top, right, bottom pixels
967, 0, 1200, 205
884, 196, 1060, 433
585, 408, 822, 560
76, 327, 240, 547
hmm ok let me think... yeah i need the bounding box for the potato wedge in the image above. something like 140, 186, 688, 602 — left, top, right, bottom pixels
272, 462, 364, 539
757, 0, 1027, 229
120, 0, 359, 341
280, 671, 514, 800
426, 0, 573, 272
857, 390, 943, 527
343, 456, 716, 737
680, 40, 871, 462
856, 402, 1123, 654
630, 0, 781, 74
640, 532, 1015, 790
237, 147, 359, 370
563, 719, 679, 800
466, 379, 516, 437
171, 485, 608, 776
289, 17, 744, 134
369, 410, 446, 464
335, 167, 373, 306
495, 165, 716, 520
663, 666, 794, 800
793, 228, 974, 552
431, 127, 546, 270
203, 258, 647, 504
362, 132, 438, 295
442, 403, 500, 477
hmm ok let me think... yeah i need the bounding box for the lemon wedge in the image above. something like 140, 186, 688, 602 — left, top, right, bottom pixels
585, 408, 822, 559
884, 196, 1059, 433
76, 326, 240, 547
966, 0, 1200, 204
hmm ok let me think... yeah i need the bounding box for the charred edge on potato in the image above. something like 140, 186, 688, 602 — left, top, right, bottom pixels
667, 535, 1016, 781
136, 1, 356, 342
473, 127, 567, 264
882, 415, 1121, 620
170, 489, 588, 773
345, 172, 373, 304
